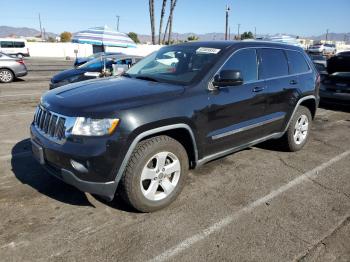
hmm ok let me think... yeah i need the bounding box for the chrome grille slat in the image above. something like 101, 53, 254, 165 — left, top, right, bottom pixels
33, 106, 67, 142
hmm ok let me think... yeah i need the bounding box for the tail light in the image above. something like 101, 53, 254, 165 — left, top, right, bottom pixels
17, 59, 25, 65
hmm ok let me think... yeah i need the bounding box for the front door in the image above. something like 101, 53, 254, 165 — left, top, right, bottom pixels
204, 48, 268, 156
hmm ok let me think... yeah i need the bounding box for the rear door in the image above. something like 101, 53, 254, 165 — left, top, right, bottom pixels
205, 48, 268, 155
257, 48, 294, 133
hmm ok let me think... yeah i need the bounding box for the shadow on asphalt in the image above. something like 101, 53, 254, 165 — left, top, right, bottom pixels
11, 138, 94, 207
11, 138, 137, 212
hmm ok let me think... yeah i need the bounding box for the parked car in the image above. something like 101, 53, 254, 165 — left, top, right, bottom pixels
50, 55, 143, 89
0, 38, 30, 57
308, 43, 336, 55
309, 54, 327, 68
0, 52, 27, 83
31, 41, 319, 212
320, 51, 350, 105
74, 52, 123, 67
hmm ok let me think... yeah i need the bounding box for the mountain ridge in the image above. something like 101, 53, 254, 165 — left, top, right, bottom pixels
1, 26, 349, 43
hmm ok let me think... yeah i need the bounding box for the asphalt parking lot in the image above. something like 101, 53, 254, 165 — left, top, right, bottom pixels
0, 58, 349, 262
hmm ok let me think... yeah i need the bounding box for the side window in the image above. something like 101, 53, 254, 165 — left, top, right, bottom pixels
259, 48, 288, 79
286, 50, 310, 74
13, 42, 25, 48
1, 41, 14, 48
222, 49, 258, 82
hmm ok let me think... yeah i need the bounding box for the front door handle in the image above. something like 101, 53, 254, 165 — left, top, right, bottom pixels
290, 79, 298, 85
253, 86, 265, 92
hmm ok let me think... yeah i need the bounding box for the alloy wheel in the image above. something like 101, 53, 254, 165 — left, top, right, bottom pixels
293, 114, 309, 145
0, 70, 13, 83
140, 151, 181, 201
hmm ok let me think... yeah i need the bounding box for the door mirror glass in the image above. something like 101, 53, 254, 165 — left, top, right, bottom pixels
213, 70, 243, 87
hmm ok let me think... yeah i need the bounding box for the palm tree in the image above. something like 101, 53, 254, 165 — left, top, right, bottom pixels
158, 0, 167, 45
149, 0, 156, 44
162, 0, 177, 44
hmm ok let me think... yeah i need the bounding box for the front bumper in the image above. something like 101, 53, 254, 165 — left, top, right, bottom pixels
30, 123, 127, 200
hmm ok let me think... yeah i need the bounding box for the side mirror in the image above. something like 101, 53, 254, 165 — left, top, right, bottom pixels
213, 70, 243, 87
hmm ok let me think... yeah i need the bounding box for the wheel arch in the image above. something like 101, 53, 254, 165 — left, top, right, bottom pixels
284, 95, 317, 132
112, 123, 198, 193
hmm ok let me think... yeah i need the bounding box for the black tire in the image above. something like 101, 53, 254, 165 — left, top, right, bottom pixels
120, 135, 189, 212
280, 106, 312, 152
0, 69, 14, 83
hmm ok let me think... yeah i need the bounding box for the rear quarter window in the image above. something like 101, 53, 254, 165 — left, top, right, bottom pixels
286, 50, 310, 74
259, 48, 289, 79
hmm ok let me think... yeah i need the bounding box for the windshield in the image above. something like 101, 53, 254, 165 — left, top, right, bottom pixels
77, 57, 113, 70
126, 45, 222, 85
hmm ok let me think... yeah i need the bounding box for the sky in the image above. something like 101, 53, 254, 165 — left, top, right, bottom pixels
1, 0, 350, 36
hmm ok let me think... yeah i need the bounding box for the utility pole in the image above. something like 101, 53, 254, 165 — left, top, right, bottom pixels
254, 27, 256, 39
225, 5, 230, 40
228, 27, 231, 40
38, 13, 43, 40
43, 28, 46, 41
326, 29, 329, 42
116, 15, 120, 31
237, 24, 241, 40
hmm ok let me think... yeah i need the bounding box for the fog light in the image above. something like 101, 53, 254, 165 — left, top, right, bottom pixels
70, 159, 88, 173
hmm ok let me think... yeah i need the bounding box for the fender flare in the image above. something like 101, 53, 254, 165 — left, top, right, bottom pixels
283, 95, 317, 132
109, 123, 198, 196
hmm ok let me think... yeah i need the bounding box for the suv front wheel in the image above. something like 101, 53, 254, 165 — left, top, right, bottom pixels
120, 135, 189, 212
281, 105, 312, 152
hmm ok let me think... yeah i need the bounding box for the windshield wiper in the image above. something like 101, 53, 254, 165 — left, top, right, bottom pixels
135, 75, 159, 82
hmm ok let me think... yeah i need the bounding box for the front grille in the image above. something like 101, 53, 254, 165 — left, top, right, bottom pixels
34, 107, 66, 140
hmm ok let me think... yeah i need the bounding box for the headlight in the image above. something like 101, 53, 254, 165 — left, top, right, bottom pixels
72, 117, 120, 136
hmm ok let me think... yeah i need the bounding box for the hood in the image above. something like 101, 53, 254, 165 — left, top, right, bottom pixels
42, 77, 185, 117
51, 68, 89, 83
74, 57, 89, 66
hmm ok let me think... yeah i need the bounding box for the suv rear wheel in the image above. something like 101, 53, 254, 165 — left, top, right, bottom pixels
281, 106, 312, 152
120, 135, 189, 212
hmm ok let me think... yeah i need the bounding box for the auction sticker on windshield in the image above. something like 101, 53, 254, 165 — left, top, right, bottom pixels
196, 47, 221, 54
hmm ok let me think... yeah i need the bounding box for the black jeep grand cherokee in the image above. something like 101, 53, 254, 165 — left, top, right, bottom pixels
31, 41, 320, 212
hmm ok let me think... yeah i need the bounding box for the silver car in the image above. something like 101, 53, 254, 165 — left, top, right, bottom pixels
0, 52, 27, 83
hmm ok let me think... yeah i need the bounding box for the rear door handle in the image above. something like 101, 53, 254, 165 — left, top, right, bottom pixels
290, 79, 298, 85
253, 86, 265, 92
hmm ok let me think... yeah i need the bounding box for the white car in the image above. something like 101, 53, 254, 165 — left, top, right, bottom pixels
308, 43, 336, 55
0, 38, 30, 57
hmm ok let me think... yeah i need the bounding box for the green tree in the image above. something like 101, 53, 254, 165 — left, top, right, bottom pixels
187, 35, 199, 41
240, 31, 254, 40
60, 31, 72, 42
128, 32, 140, 44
